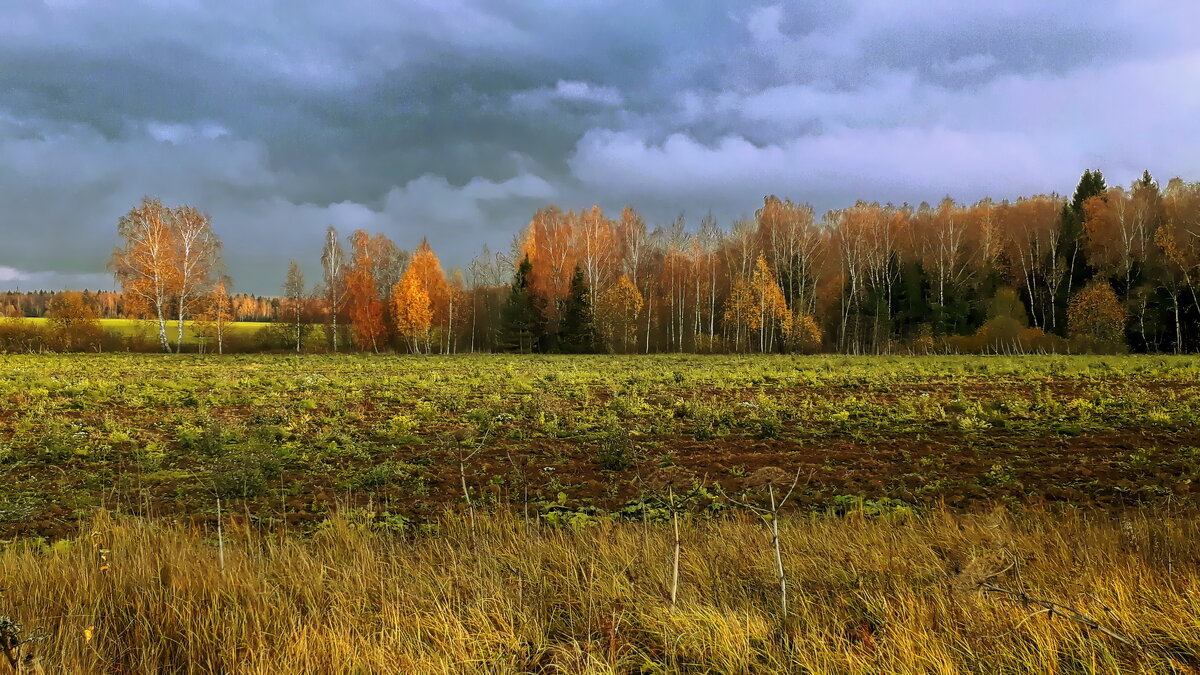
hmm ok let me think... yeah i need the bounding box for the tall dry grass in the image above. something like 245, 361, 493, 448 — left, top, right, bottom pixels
1, 508, 1198, 673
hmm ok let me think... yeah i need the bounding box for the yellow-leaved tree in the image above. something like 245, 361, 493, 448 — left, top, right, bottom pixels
751, 255, 790, 352
725, 256, 792, 352
406, 240, 449, 352
785, 311, 823, 353
193, 279, 234, 354
723, 277, 758, 352
597, 274, 643, 353
393, 269, 432, 353
1068, 281, 1127, 351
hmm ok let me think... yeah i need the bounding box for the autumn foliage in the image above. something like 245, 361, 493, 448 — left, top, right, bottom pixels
9, 170, 1200, 355
597, 275, 643, 353
387, 240, 446, 353
1068, 282, 1128, 350
46, 291, 102, 351
393, 269, 433, 352
109, 197, 224, 353
345, 230, 387, 352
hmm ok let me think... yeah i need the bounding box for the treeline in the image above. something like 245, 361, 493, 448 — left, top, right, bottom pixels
0, 290, 273, 354
0, 290, 277, 322
2, 197, 273, 354
308, 169, 1200, 355
3, 169, 1200, 354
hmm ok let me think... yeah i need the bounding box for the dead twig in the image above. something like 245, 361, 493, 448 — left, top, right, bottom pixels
978, 582, 1138, 649
717, 466, 813, 617
452, 426, 491, 532
0, 615, 49, 672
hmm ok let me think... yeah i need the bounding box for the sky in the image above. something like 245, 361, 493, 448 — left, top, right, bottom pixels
1, 1, 1199, 294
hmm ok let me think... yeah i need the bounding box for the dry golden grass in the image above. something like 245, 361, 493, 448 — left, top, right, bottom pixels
1, 508, 1198, 673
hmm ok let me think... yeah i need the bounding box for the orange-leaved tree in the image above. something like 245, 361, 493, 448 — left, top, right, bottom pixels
345, 230, 386, 352
574, 205, 617, 298
522, 206, 576, 323
46, 291, 102, 352
1068, 281, 1127, 350
110, 197, 178, 352
406, 239, 448, 352
393, 267, 432, 353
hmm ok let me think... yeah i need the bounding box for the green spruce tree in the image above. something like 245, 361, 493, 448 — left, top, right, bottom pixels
1136, 169, 1156, 191
558, 266, 598, 353
1055, 169, 1107, 334
498, 256, 546, 353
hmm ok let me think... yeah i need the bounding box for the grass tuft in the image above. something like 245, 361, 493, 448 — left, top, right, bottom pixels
0, 507, 1196, 672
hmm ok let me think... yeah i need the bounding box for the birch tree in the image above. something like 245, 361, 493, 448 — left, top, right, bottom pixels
110, 197, 178, 353
320, 226, 347, 352
283, 260, 306, 352
170, 205, 222, 353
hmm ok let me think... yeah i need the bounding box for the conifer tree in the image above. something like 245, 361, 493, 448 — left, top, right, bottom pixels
558, 266, 598, 353
1057, 169, 1107, 332
499, 256, 546, 353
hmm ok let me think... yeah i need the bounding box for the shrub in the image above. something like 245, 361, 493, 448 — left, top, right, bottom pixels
911, 324, 936, 354
1068, 281, 1127, 351
757, 417, 782, 439
0, 319, 50, 353
46, 292, 103, 352
786, 312, 823, 353
595, 427, 634, 471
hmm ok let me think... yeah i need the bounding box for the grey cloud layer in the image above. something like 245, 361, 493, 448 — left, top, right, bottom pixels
0, 1, 1197, 291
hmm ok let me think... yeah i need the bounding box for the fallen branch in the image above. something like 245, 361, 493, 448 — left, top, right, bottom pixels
978, 582, 1138, 649
1, 615, 49, 672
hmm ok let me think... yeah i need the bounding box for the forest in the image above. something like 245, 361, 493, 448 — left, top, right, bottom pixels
4, 168, 1200, 355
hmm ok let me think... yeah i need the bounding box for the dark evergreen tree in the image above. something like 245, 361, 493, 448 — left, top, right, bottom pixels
969, 259, 1006, 331
1070, 169, 1107, 214
1136, 170, 1157, 191
498, 256, 546, 353
558, 266, 599, 353
1055, 169, 1107, 335
1125, 171, 1169, 350
894, 260, 933, 336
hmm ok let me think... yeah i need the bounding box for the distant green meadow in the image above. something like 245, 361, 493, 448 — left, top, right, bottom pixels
17, 317, 272, 344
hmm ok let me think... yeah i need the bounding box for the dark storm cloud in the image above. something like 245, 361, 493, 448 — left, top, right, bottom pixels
1, 0, 1197, 291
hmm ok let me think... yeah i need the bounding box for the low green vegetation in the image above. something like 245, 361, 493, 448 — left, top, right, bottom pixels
18, 317, 270, 341
2, 353, 1199, 672
1, 353, 1199, 537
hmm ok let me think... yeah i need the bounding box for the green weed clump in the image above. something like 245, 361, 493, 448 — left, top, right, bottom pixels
595, 427, 636, 471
